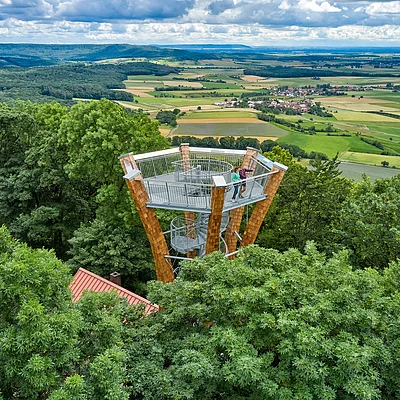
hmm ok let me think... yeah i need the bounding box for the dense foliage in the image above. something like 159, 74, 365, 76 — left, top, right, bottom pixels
0, 99, 169, 292
171, 134, 261, 150
0, 62, 178, 103
0, 43, 211, 66
2, 227, 400, 399
1, 96, 400, 399
156, 109, 181, 127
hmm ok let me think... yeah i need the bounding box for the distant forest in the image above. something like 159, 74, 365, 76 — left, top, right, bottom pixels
0, 62, 178, 103
0, 43, 214, 67
244, 65, 400, 78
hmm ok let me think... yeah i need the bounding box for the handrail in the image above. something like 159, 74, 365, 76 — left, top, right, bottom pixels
138, 169, 277, 187
224, 169, 278, 188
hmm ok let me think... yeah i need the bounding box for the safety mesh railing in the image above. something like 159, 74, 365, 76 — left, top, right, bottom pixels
136, 153, 181, 179
145, 180, 212, 210
172, 159, 233, 184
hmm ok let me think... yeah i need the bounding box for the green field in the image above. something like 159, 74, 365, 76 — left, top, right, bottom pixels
173, 122, 288, 138
340, 152, 400, 168
277, 132, 382, 158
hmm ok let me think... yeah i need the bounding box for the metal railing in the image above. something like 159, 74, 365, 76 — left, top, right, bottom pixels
145, 180, 213, 210
136, 153, 181, 179
135, 151, 245, 180
223, 170, 276, 203
144, 169, 277, 210
172, 159, 233, 184
170, 216, 208, 253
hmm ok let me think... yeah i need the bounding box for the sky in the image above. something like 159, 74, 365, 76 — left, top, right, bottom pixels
0, 0, 400, 46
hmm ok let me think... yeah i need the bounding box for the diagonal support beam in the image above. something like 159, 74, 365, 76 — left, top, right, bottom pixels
205, 177, 226, 254
241, 165, 286, 248
120, 155, 174, 283
225, 147, 259, 258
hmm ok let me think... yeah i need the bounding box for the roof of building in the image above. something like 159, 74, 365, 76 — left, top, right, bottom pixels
69, 268, 159, 314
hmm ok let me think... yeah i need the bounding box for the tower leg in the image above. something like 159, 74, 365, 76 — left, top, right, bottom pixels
225, 206, 244, 259
185, 211, 197, 258
124, 175, 174, 283
205, 184, 226, 254
224, 147, 259, 257
241, 166, 286, 248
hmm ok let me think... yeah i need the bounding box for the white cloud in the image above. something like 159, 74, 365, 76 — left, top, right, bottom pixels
366, 1, 400, 14
297, 0, 341, 13
0, 0, 399, 45
279, 0, 291, 10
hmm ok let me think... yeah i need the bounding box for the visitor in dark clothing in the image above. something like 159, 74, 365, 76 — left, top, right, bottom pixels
239, 168, 253, 198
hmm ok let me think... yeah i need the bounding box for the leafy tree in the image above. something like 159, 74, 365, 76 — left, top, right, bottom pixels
235, 136, 260, 150
53, 291, 145, 400
156, 110, 177, 127
258, 157, 352, 252
140, 244, 400, 399
60, 99, 168, 185
0, 225, 144, 399
200, 136, 219, 148
4, 102, 94, 258
0, 105, 39, 226
336, 175, 400, 269
67, 219, 154, 294
0, 226, 81, 399
219, 136, 236, 149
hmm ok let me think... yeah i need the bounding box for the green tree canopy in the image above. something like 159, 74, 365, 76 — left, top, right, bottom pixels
258, 157, 352, 253
336, 175, 400, 269
141, 244, 400, 399
0, 226, 81, 398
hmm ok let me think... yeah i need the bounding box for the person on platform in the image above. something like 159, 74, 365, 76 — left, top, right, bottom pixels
238, 167, 253, 198
231, 166, 241, 202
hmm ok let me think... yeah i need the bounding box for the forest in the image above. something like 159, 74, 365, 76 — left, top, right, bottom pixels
0, 99, 400, 399
243, 65, 399, 78
0, 44, 210, 66
0, 62, 178, 103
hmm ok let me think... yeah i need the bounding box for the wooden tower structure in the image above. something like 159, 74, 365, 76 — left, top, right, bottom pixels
120, 144, 287, 283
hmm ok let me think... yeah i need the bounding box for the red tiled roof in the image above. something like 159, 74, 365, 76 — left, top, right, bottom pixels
69, 268, 159, 314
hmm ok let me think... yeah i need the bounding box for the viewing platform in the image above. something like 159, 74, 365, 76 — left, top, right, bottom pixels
121, 146, 283, 213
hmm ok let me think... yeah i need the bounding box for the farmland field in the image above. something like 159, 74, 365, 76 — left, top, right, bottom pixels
119, 60, 400, 176
173, 122, 287, 139
338, 162, 400, 181
277, 132, 382, 158
340, 152, 400, 168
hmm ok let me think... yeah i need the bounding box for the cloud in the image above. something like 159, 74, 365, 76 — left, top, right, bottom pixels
0, 0, 54, 20
206, 0, 235, 15
366, 1, 400, 14
0, 0, 400, 44
297, 0, 341, 13
56, 0, 196, 21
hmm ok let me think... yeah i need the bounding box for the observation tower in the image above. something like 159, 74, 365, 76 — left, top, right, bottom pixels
120, 144, 287, 283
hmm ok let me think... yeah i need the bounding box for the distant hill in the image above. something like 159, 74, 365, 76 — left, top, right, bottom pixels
157, 44, 251, 53
0, 44, 216, 66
